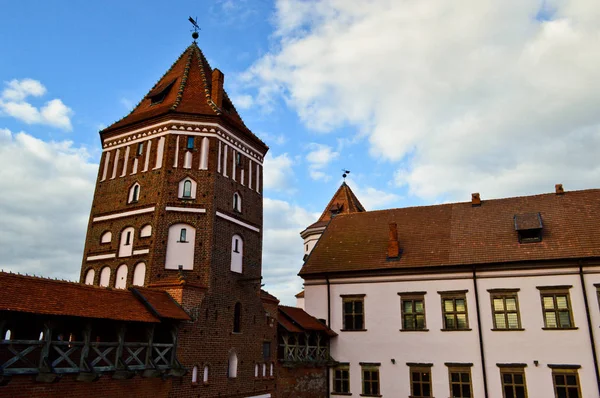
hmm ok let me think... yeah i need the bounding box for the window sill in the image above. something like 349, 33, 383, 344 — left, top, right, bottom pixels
542, 327, 578, 330
491, 328, 525, 331
359, 395, 382, 397
440, 328, 472, 332
180, 197, 194, 201
340, 329, 368, 332
400, 329, 429, 332
331, 393, 352, 396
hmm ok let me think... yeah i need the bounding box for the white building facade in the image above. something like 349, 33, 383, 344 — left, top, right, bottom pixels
299, 185, 600, 398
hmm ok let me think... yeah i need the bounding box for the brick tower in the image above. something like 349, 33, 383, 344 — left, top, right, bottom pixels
79, 41, 277, 397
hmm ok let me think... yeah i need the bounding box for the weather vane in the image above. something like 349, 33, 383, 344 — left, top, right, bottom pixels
342, 169, 351, 181
189, 16, 200, 41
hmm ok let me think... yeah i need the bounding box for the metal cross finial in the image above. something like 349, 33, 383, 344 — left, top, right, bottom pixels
189, 16, 200, 41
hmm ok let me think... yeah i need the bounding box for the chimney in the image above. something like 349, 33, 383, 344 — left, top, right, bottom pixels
211, 69, 224, 108
471, 193, 481, 207
555, 184, 564, 195
387, 222, 400, 259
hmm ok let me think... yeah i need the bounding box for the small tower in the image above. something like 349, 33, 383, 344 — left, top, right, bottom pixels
300, 182, 365, 257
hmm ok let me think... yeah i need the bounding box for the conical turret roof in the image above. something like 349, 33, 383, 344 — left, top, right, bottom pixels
317, 182, 365, 223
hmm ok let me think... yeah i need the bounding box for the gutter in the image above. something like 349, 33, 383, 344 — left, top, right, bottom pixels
579, 261, 600, 395
472, 267, 489, 398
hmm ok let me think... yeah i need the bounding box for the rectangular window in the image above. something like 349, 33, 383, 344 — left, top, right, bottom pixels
551, 367, 581, 398
342, 295, 365, 331
400, 293, 426, 330
136, 142, 143, 156
262, 341, 271, 360
447, 365, 473, 398
490, 290, 522, 330
440, 291, 469, 330
538, 287, 574, 329
410, 365, 433, 397
499, 366, 527, 398
187, 136, 194, 149
333, 364, 350, 394
361, 364, 380, 396
179, 228, 187, 242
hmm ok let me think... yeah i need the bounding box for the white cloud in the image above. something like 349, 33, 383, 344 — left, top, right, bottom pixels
231, 94, 254, 110
344, 177, 400, 210
245, 0, 600, 201
0, 79, 74, 131
262, 198, 319, 304
306, 142, 338, 181
0, 129, 97, 280
263, 152, 295, 192
120, 97, 134, 110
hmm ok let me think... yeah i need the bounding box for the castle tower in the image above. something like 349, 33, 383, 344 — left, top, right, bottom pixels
300, 182, 365, 257
80, 41, 277, 397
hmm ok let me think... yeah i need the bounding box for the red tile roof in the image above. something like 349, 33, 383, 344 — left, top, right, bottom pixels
260, 289, 280, 303
295, 290, 305, 298
0, 272, 189, 323
300, 189, 600, 276
101, 42, 266, 150
132, 287, 190, 321
303, 183, 365, 232
278, 305, 337, 337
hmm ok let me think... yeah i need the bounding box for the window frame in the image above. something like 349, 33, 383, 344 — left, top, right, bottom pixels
233, 302, 241, 333
136, 142, 144, 156
439, 290, 470, 331
488, 289, 523, 330
186, 136, 195, 150
537, 286, 575, 330
550, 366, 581, 398
332, 363, 350, 394
498, 365, 528, 398
399, 292, 427, 331
183, 180, 192, 198
262, 341, 271, 360
179, 228, 187, 243
446, 363, 473, 398
341, 294, 366, 331
360, 363, 380, 397
408, 363, 433, 398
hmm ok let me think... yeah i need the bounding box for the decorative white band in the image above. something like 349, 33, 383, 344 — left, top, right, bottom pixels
86, 253, 116, 261
93, 207, 155, 222
216, 211, 260, 233
165, 206, 207, 213
133, 249, 150, 255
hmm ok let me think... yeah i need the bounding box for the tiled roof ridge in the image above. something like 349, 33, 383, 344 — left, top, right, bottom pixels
317, 182, 365, 222
170, 45, 195, 110
0, 270, 137, 294
186, 44, 221, 115
102, 43, 193, 133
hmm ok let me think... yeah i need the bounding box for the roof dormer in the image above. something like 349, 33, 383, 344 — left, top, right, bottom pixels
514, 212, 543, 243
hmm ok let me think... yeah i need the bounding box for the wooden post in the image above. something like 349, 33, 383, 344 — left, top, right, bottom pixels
36, 323, 59, 383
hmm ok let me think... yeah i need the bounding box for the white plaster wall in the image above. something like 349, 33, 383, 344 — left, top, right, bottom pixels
99, 267, 111, 287
231, 235, 243, 273
115, 264, 128, 289
184, 151, 192, 169
118, 227, 134, 257
84, 269, 95, 285
200, 137, 209, 170
140, 224, 152, 238
100, 231, 112, 243
296, 297, 305, 310
303, 268, 600, 398
133, 262, 146, 286
165, 223, 195, 270
154, 137, 165, 169
303, 233, 322, 256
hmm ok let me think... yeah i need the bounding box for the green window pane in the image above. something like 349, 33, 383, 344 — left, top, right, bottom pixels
514, 374, 523, 384
566, 375, 577, 385
493, 298, 505, 311
457, 314, 468, 329
355, 315, 364, 329
354, 300, 363, 313
416, 315, 425, 329
451, 372, 460, 382
556, 296, 568, 309
545, 312, 557, 328
558, 311, 572, 328
503, 373, 513, 383
344, 301, 353, 313
543, 296, 555, 309
415, 300, 424, 313
444, 299, 455, 312
455, 299, 466, 312
507, 313, 519, 328
404, 314, 414, 329
461, 372, 470, 382
506, 298, 517, 311
495, 313, 507, 329
404, 301, 414, 314
445, 315, 455, 329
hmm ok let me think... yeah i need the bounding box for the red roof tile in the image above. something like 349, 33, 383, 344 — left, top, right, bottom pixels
0, 272, 159, 323
260, 289, 280, 303
101, 42, 266, 150
317, 182, 365, 223
300, 189, 600, 276
278, 306, 337, 337
132, 287, 190, 321
295, 290, 305, 298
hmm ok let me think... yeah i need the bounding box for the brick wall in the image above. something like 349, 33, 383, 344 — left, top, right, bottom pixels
277, 366, 328, 398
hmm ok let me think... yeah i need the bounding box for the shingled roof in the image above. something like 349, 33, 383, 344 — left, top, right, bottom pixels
0, 272, 190, 323
300, 188, 600, 277
303, 182, 365, 233
101, 42, 266, 149
278, 305, 337, 337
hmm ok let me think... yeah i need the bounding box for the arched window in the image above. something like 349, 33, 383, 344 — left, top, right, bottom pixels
100, 231, 112, 244
140, 224, 152, 238
228, 352, 238, 378
115, 264, 128, 289
132, 262, 146, 286
192, 366, 198, 383
183, 151, 192, 169
270, 363, 274, 377
178, 177, 197, 199
262, 363, 266, 377
118, 227, 135, 257
128, 183, 140, 203
203, 365, 209, 383
99, 267, 111, 287
84, 269, 95, 285
233, 302, 241, 333
4, 330, 11, 340
255, 363, 259, 378
183, 180, 192, 198
233, 192, 242, 212
165, 223, 195, 270
230, 235, 243, 273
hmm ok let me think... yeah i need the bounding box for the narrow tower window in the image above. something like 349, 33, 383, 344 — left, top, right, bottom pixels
183, 180, 192, 198
128, 183, 140, 203
233, 192, 242, 212
136, 142, 144, 156
187, 136, 195, 149
180, 228, 187, 242
231, 235, 243, 273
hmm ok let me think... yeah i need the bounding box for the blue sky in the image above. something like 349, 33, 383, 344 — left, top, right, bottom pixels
1, 0, 600, 303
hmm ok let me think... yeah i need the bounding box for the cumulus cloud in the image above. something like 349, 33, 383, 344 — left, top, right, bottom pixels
306, 143, 339, 181
244, 0, 600, 201
262, 198, 319, 304
0, 129, 97, 280
231, 94, 254, 110
0, 79, 74, 131
263, 152, 295, 192
344, 177, 400, 210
